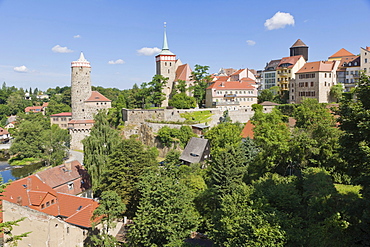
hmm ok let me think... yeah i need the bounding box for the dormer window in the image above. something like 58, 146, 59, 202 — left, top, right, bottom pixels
68, 182, 74, 190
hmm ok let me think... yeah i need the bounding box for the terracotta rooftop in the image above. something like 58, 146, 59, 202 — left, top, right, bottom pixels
2, 174, 98, 228
277, 55, 303, 69
50, 112, 72, 117
25, 106, 43, 112
291, 39, 308, 48
259, 101, 280, 106
207, 79, 256, 90
85, 91, 111, 102
175, 64, 192, 82
296, 61, 335, 73
68, 119, 95, 124
329, 48, 354, 59
0, 127, 9, 135
241, 120, 254, 139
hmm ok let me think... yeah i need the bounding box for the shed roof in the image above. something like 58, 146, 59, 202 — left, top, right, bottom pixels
180, 137, 209, 164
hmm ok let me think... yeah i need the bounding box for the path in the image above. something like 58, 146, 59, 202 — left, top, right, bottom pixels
66, 150, 84, 164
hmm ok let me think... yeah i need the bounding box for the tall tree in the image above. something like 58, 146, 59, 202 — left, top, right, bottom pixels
190, 64, 212, 107
43, 124, 70, 166
82, 111, 121, 193
128, 166, 198, 246
148, 75, 167, 107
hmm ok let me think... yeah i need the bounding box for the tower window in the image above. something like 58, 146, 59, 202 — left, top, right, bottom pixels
168, 69, 170, 73
165, 62, 167, 66
170, 62, 172, 66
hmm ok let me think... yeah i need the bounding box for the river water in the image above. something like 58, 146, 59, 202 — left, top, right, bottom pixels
0, 161, 44, 183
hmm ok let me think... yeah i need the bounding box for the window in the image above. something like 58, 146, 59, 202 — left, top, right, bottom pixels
51, 199, 55, 204
68, 182, 74, 190
46, 201, 50, 207
41, 204, 45, 209
365, 58, 368, 63
311, 82, 314, 87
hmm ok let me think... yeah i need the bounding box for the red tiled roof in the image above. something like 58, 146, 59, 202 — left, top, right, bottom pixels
296, 61, 335, 73
241, 120, 254, 139
68, 120, 95, 124
85, 91, 111, 102
42, 102, 49, 107
291, 39, 308, 48
175, 64, 192, 81
25, 106, 43, 112
231, 69, 244, 76
329, 48, 354, 58
277, 55, 303, 69
0, 127, 9, 135
259, 101, 280, 106
50, 112, 72, 117
207, 79, 256, 90
2, 175, 98, 228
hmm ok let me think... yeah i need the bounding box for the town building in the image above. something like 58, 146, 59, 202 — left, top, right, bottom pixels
360, 46, 370, 76
2, 173, 98, 246
0, 127, 10, 143
179, 137, 210, 165
205, 69, 258, 110
50, 112, 72, 129
291, 60, 340, 104
276, 55, 306, 92
68, 53, 112, 150
260, 59, 281, 90
290, 39, 309, 61
155, 25, 193, 107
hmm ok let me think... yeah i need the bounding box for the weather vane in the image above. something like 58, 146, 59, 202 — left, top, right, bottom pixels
164, 22, 167, 28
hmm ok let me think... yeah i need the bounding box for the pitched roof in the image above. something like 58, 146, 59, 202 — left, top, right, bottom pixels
207, 79, 256, 90
296, 61, 336, 73
35, 160, 91, 195
175, 64, 192, 81
277, 55, 303, 69
259, 101, 280, 106
2, 174, 98, 228
25, 106, 43, 112
329, 48, 354, 58
241, 120, 254, 139
291, 39, 308, 48
264, 59, 281, 71
0, 127, 9, 135
68, 119, 95, 124
85, 91, 111, 102
180, 137, 210, 164
50, 112, 72, 117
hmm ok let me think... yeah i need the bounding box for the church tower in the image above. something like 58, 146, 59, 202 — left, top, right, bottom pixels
290, 39, 309, 61
71, 52, 92, 119
155, 23, 177, 107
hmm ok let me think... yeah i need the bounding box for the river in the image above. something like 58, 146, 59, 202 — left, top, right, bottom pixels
0, 161, 44, 183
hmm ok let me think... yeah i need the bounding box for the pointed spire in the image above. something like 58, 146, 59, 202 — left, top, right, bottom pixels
158, 22, 175, 55
78, 52, 87, 61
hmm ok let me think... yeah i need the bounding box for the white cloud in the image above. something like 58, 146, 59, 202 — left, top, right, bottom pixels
108, 59, 125, 65
74, 35, 81, 38
52, 45, 73, 53
264, 12, 295, 30
137, 47, 161, 56
13, 65, 29, 73
246, 40, 256, 46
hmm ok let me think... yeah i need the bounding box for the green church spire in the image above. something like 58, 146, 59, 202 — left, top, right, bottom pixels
159, 22, 175, 55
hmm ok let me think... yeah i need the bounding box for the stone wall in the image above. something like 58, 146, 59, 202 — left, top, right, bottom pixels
3, 200, 85, 247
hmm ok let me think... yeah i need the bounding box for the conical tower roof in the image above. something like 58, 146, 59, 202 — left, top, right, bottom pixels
71, 52, 91, 67
158, 23, 175, 55
291, 39, 308, 48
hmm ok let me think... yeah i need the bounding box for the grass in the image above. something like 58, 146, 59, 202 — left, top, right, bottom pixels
9, 157, 42, 166
334, 183, 362, 198
180, 111, 213, 124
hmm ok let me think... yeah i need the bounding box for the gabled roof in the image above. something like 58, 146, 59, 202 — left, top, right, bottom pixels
68, 119, 95, 124
241, 120, 254, 139
259, 101, 280, 106
277, 55, 303, 69
291, 39, 308, 48
35, 160, 91, 195
329, 48, 354, 59
175, 64, 192, 81
264, 59, 281, 71
296, 61, 336, 73
207, 79, 256, 90
180, 137, 210, 164
25, 106, 43, 112
50, 112, 72, 117
85, 91, 111, 102
0, 127, 9, 135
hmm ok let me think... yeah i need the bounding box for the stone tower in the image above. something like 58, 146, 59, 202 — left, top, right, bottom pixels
155, 24, 177, 107
71, 52, 92, 119
290, 39, 309, 61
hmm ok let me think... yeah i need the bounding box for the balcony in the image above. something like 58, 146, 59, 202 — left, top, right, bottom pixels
279, 72, 289, 77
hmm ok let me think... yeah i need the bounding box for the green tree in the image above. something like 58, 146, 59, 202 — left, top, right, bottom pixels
148, 75, 167, 107
168, 93, 196, 109
43, 124, 70, 166
174, 80, 187, 94
128, 166, 198, 246
257, 86, 281, 104
330, 84, 343, 103
89, 190, 126, 247
83, 111, 121, 192
190, 65, 212, 107
45, 99, 71, 116
7, 91, 31, 115
99, 138, 158, 217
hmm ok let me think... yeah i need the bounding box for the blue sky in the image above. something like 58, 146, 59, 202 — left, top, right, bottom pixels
1, 0, 370, 91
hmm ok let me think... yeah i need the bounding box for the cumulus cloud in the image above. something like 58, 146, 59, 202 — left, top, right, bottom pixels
74, 35, 81, 38
264, 12, 295, 30
14, 65, 29, 73
52, 45, 73, 53
137, 47, 161, 56
108, 59, 125, 65
246, 40, 256, 46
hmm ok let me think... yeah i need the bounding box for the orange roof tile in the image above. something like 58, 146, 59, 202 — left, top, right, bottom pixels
329, 48, 354, 58
50, 112, 72, 117
175, 64, 192, 82
85, 91, 111, 102
25, 106, 43, 112
231, 69, 244, 76
0, 127, 9, 135
241, 120, 254, 139
28, 191, 48, 206
68, 119, 95, 124
296, 61, 335, 73
277, 55, 303, 69
207, 79, 256, 90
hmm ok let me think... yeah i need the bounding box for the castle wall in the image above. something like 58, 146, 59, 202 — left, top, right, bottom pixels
3, 200, 85, 247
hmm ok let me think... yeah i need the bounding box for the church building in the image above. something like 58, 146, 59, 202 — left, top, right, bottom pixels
68, 53, 111, 150
155, 25, 193, 107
